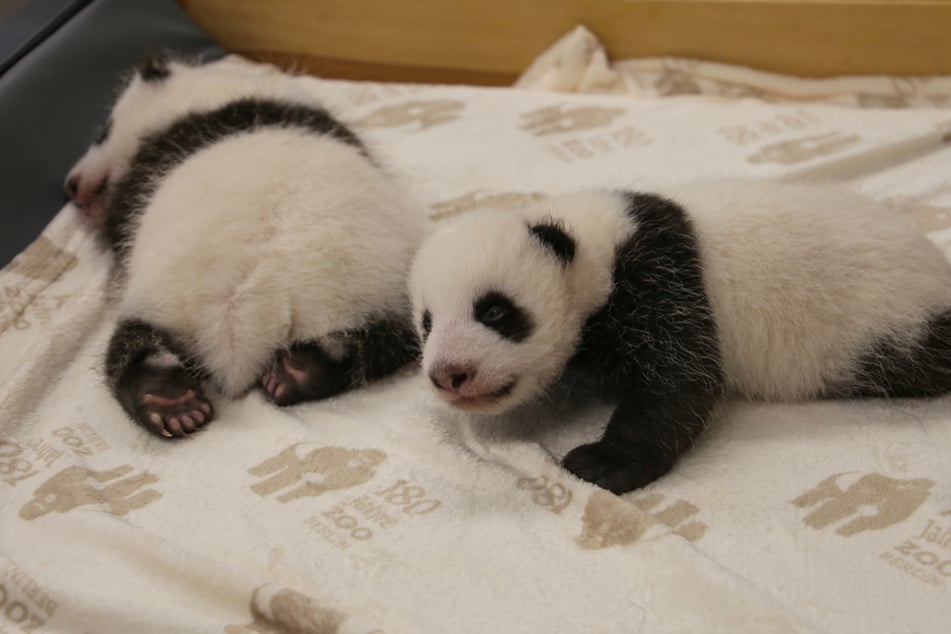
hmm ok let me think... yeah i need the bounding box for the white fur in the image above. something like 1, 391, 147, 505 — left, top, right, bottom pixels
121, 129, 422, 394
78, 57, 425, 395
669, 180, 951, 400
412, 180, 951, 410
67, 55, 315, 219
410, 191, 632, 411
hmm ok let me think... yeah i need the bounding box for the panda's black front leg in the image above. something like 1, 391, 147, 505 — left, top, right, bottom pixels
562, 383, 720, 494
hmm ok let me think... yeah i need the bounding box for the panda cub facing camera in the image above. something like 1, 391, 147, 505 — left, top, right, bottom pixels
410, 180, 951, 493
66, 52, 424, 438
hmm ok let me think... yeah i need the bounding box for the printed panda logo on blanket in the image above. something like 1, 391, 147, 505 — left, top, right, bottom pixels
746, 131, 861, 165
791, 472, 934, 537
18, 465, 161, 520
356, 99, 465, 131
248, 444, 386, 503
518, 104, 626, 136
577, 490, 707, 550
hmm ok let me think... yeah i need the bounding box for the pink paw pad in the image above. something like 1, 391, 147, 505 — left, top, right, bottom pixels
140, 389, 213, 438
261, 350, 310, 406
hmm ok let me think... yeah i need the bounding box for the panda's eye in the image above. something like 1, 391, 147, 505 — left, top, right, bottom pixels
482, 305, 507, 323
96, 117, 113, 145
474, 292, 533, 342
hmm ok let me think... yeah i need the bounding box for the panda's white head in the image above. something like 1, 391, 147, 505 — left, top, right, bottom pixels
64, 52, 293, 225
410, 193, 627, 413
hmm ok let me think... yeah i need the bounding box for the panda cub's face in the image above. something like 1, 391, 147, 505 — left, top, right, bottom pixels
410, 208, 584, 413
65, 52, 284, 226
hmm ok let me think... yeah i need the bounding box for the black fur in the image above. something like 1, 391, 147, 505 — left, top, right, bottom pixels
421, 309, 432, 342
138, 50, 171, 82
529, 221, 575, 264
848, 309, 951, 398
347, 316, 421, 385
265, 316, 420, 407
563, 192, 723, 493
104, 98, 368, 261
105, 319, 212, 438
474, 292, 534, 342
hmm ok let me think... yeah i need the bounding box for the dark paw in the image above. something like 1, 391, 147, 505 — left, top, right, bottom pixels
261, 343, 349, 407
129, 370, 213, 438
261, 349, 309, 406
562, 442, 659, 494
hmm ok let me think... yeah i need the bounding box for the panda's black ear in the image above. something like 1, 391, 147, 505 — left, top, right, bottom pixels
529, 221, 575, 264
139, 49, 171, 82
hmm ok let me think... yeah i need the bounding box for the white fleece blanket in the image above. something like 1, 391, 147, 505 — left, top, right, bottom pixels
3, 28, 951, 634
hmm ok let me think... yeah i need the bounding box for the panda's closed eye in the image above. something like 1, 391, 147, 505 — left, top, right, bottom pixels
96, 117, 113, 145
474, 292, 533, 342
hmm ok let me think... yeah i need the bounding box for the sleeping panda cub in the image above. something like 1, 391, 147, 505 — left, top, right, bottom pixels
410, 180, 951, 493
66, 53, 424, 438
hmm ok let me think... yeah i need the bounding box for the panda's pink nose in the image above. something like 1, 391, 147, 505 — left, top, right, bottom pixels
430, 364, 475, 393
65, 174, 80, 200
65, 173, 106, 210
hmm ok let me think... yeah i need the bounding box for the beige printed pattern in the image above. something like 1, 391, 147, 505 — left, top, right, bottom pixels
792, 472, 934, 537
905, 204, 951, 233
2, 566, 58, 629
249, 444, 386, 503
0, 286, 70, 334
356, 99, 464, 130
519, 104, 626, 136
577, 490, 707, 550
882, 194, 951, 234
516, 475, 573, 514
225, 584, 345, 634
522, 26, 951, 108
18, 465, 161, 520
342, 82, 425, 106
429, 190, 546, 222
654, 70, 702, 97
1, 236, 77, 282
747, 132, 861, 165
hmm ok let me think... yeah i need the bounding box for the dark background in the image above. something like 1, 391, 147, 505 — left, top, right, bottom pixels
0, 0, 223, 266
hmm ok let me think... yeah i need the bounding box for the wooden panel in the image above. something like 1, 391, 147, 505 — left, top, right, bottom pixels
180, 0, 951, 84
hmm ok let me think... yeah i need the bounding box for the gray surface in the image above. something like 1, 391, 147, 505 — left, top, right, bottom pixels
0, 0, 91, 74
0, 0, 223, 267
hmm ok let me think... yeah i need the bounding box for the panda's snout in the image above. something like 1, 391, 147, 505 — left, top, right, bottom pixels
430, 364, 475, 394
65, 172, 106, 207
65, 174, 80, 200
64, 170, 109, 224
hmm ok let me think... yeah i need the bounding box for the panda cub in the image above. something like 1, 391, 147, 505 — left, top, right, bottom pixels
66, 53, 424, 438
410, 180, 951, 493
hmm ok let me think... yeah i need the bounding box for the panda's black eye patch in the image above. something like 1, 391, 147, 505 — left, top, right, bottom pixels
421, 309, 432, 341
96, 117, 113, 145
474, 292, 533, 342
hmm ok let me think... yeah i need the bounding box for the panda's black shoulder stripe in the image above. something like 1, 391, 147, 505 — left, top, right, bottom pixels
621, 191, 700, 257
572, 190, 721, 391
105, 98, 367, 259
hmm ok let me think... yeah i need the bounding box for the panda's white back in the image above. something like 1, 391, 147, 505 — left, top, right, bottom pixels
119, 128, 424, 395
669, 180, 951, 400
